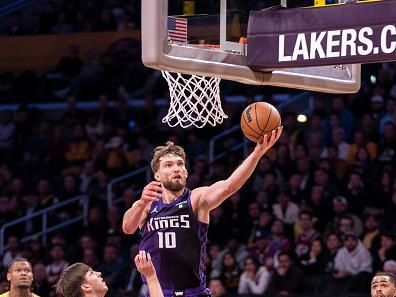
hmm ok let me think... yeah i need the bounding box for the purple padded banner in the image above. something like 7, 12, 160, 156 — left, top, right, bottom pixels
247, 1, 396, 69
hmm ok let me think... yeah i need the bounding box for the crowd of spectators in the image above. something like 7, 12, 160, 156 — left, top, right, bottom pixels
0, 0, 150, 104
0, 0, 344, 103
0, 37, 151, 104
0, 0, 333, 103
2, 0, 141, 36
0, 1, 396, 297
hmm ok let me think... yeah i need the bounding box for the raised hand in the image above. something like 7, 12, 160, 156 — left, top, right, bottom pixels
255, 126, 283, 155
135, 250, 156, 278
122, 181, 162, 234
140, 181, 162, 205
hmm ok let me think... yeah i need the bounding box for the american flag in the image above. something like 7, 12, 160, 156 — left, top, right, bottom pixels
167, 16, 188, 43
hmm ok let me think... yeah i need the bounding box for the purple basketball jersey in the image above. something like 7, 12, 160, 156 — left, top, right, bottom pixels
139, 188, 208, 294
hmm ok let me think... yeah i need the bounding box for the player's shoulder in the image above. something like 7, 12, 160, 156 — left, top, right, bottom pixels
0, 292, 8, 297
191, 186, 209, 198
33, 293, 41, 297
190, 186, 209, 206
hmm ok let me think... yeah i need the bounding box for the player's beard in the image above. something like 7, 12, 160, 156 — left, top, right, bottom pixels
162, 177, 186, 192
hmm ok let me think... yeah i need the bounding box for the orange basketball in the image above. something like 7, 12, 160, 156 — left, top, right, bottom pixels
240, 102, 281, 143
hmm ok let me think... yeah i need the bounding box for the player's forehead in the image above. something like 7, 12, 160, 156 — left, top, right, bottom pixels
372, 275, 392, 285
84, 268, 95, 279
86, 268, 94, 275
10, 261, 31, 271
159, 154, 184, 164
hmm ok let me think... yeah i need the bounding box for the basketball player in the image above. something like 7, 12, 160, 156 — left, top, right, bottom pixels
0, 258, 40, 297
122, 127, 283, 297
370, 272, 396, 297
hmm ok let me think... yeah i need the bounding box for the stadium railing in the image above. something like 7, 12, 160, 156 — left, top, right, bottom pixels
0, 194, 89, 255
106, 166, 151, 208
0, 0, 35, 18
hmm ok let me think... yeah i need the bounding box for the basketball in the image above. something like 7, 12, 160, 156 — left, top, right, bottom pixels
240, 102, 281, 142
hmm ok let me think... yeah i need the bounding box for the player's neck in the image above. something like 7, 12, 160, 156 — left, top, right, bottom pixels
9, 288, 32, 297
162, 188, 184, 203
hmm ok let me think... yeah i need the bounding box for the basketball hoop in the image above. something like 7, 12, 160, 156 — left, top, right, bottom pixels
161, 71, 228, 128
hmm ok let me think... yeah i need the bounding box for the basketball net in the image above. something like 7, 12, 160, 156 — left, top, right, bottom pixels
161, 71, 228, 128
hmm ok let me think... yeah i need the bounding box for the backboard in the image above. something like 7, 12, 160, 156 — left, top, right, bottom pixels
141, 0, 361, 94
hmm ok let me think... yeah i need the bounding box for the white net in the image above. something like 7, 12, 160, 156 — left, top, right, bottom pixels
161, 71, 228, 128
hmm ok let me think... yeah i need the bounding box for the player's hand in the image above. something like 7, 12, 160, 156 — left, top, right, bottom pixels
135, 250, 156, 278
255, 126, 283, 155
140, 181, 162, 205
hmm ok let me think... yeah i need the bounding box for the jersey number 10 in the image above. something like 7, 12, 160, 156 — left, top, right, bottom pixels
158, 231, 176, 248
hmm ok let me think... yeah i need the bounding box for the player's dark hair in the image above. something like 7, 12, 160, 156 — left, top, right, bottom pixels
7, 258, 31, 272
372, 272, 396, 287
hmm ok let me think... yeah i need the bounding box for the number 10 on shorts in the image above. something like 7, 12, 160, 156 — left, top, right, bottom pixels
158, 231, 176, 248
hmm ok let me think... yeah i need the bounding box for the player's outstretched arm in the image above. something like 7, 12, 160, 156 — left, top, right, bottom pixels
196, 127, 282, 212
122, 181, 162, 234
135, 251, 164, 297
